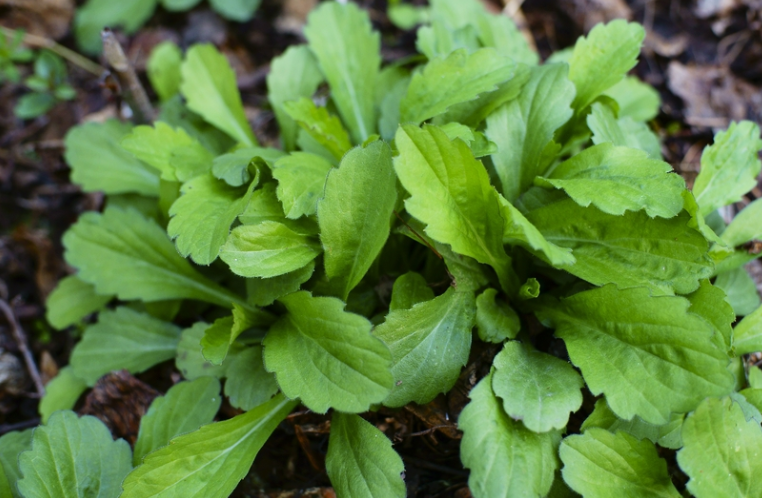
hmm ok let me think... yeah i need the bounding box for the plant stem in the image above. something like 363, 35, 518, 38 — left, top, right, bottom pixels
0, 25, 104, 76
101, 28, 155, 124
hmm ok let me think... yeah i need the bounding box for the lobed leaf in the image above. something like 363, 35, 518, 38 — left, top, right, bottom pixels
283, 98, 353, 161
0, 429, 33, 498
587, 102, 661, 158
272, 152, 333, 219
212, 146, 284, 187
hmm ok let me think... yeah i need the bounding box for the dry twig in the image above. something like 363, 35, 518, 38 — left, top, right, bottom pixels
0, 299, 45, 397
101, 28, 154, 123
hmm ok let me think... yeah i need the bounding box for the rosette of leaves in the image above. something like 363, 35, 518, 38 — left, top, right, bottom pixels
6, 0, 760, 497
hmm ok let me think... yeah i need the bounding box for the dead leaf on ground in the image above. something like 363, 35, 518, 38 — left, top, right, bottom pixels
0, 0, 74, 40
275, 0, 318, 35
557, 0, 632, 31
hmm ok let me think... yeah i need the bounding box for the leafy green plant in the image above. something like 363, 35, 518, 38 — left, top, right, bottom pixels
3, 0, 762, 496
14, 50, 76, 119
75, 0, 263, 54
0, 29, 34, 84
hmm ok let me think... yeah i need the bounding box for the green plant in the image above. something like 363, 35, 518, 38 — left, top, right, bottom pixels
0, 29, 34, 83
75, 0, 263, 55
14, 50, 76, 119
3, 0, 762, 496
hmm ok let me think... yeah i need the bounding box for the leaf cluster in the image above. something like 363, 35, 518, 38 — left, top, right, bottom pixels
5, 1, 762, 497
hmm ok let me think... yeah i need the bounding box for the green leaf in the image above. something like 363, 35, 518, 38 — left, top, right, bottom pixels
416, 21, 480, 59
460, 373, 559, 498
678, 396, 762, 498
401, 48, 515, 124
318, 141, 398, 300
326, 412, 406, 498
121, 394, 297, 498
537, 285, 734, 425
603, 76, 660, 121
177, 322, 231, 380
485, 63, 574, 201
693, 121, 762, 216
720, 197, 762, 248
133, 377, 221, 465
201, 304, 273, 365
394, 124, 517, 294
18, 411, 133, 498
246, 260, 316, 307
224, 346, 279, 411
272, 152, 333, 219
560, 428, 681, 498
475, 288, 520, 343
375, 288, 475, 407
45, 275, 112, 330
685, 279, 734, 353
568, 20, 645, 112
180, 44, 257, 146
304, 2, 379, 143
168, 174, 255, 265
389, 271, 434, 311
121, 122, 213, 182
733, 304, 762, 355
283, 98, 353, 161
0, 429, 33, 498
64, 120, 160, 196
74, 0, 156, 54
523, 191, 712, 295
161, 0, 202, 12
493, 341, 583, 432
500, 195, 575, 267
587, 102, 661, 158
64, 207, 246, 308
267, 46, 324, 151
475, 12, 538, 65
14, 92, 55, 119
70, 307, 181, 385
536, 143, 684, 218
38, 367, 88, 424
220, 221, 322, 278
581, 398, 684, 450
147, 41, 183, 102
238, 182, 318, 235
740, 387, 762, 413
209, 0, 261, 21
715, 267, 761, 317
263, 291, 392, 413
212, 146, 284, 187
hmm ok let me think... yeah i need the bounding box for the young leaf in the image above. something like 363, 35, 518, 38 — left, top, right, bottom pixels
17, 411, 133, 498
212, 147, 284, 187
560, 428, 681, 498
267, 46, 324, 151
224, 346, 279, 411
582, 398, 684, 450
168, 174, 256, 265
375, 288, 475, 407
272, 152, 333, 219
74, 0, 156, 54
180, 44, 257, 146
133, 377, 221, 465
523, 191, 712, 295
304, 2, 380, 143
38, 367, 88, 424
536, 143, 684, 218
567, 20, 645, 112
475, 288, 520, 343
122, 394, 298, 498
246, 260, 316, 307
64, 120, 160, 196
685, 279, 734, 353
693, 121, 762, 216
603, 75, 660, 122
475, 12, 538, 65
318, 141, 398, 300
70, 307, 181, 385
460, 373, 559, 498
201, 304, 273, 365
220, 221, 322, 278
64, 207, 246, 308
394, 124, 517, 294
209, 0, 261, 21
485, 63, 574, 201
389, 271, 434, 312
326, 412, 406, 498
283, 98, 353, 161
238, 182, 318, 235
45, 275, 112, 330
176, 322, 230, 380
147, 41, 183, 102
500, 196, 575, 267
0, 429, 32, 498
400, 48, 516, 124
493, 341, 584, 432
715, 267, 761, 317
720, 197, 762, 248
121, 122, 212, 182
537, 285, 734, 425
733, 304, 762, 355
587, 102, 661, 158
678, 396, 762, 498
263, 291, 393, 413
